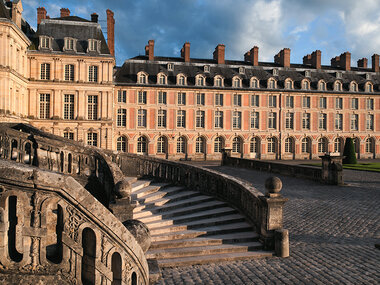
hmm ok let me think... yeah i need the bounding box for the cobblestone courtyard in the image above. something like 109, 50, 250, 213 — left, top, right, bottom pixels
157, 165, 380, 285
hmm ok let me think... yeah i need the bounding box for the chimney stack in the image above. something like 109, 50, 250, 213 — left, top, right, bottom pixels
181, 42, 190, 62
145, 40, 155, 61
244, 46, 259, 66
37, 7, 47, 26
331, 52, 351, 71
213, 44, 225, 64
372, 54, 379, 72
274, 48, 291, 68
357, 58, 368, 68
91, 13, 98, 23
60, 8, 70, 18
106, 9, 115, 56
303, 54, 312, 65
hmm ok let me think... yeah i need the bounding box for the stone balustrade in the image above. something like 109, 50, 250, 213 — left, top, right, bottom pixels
0, 159, 149, 284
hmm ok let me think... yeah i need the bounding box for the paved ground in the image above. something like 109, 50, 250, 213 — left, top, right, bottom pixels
157, 164, 380, 285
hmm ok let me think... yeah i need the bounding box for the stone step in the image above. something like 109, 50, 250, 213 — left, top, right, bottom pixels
124, 176, 138, 184
149, 224, 188, 235
134, 200, 227, 219
133, 184, 180, 199
198, 222, 254, 236
206, 232, 260, 243
135, 191, 201, 210
146, 242, 263, 259
157, 251, 274, 268
151, 230, 207, 242
131, 180, 153, 192
149, 237, 223, 250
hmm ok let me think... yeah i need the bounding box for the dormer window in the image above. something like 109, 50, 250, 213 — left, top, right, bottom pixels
336, 72, 342, 79
268, 78, 276, 89
233, 77, 242, 88
177, 74, 186, 86
350, 81, 358, 92
251, 78, 259, 88
366, 73, 371, 80
302, 80, 310, 90
196, 75, 205, 86
214, 76, 223, 87
138, 72, 148, 84
168, 63, 174, 71
273, 69, 279, 76
204, 65, 210, 73
365, 82, 373, 92
158, 73, 167, 85
64, 37, 76, 51
285, 79, 293, 89
239, 67, 245, 74
305, 70, 311, 77
334, 81, 342, 91
88, 39, 99, 52
318, 80, 326, 91
39, 36, 51, 49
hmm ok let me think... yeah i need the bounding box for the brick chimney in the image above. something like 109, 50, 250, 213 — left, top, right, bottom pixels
60, 8, 70, 18
181, 42, 190, 62
357, 58, 368, 68
145, 40, 155, 61
274, 48, 291, 68
244, 46, 259, 66
331, 52, 351, 71
37, 7, 47, 25
372, 54, 379, 72
91, 13, 98, 23
213, 44, 225, 64
303, 54, 312, 65
106, 9, 115, 56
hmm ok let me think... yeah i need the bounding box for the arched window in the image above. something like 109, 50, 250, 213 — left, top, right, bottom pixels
268, 78, 276, 89
177, 137, 186, 154
8, 196, 23, 262
301, 137, 311, 153
284, 137, 294, 153
350, 82, 358, 92
365, 138, 375, 153
117, 137, 127, 152
365, 83, 373, 92
177, 74, 186, 86
334, 138, 343, 153
157, 136, 167, 154
251, 78, 259, 88
111, 252, 122, 285
214, 76, 223, 87
232, 137, 242, 153
353, 137, 360, 154
11, 139, 18, 161
233, 77, 241, 88
158, 73, 167, 85
302, 80, 310, 90
81, 228, 96, 284
318, 81, 326, 91
24, 142, 32, 164
138, 72, 147, 84
334, 81, 342, 91
318, 137, 328, 153
250, 137, 260, 153
214, 137, 224, 153
195, 137, 205, 153
196, 75, 205, 86
267, 137, 277, 153
46, 204, 63, 264
137, 136, 147, 154
285, 79, 293, 89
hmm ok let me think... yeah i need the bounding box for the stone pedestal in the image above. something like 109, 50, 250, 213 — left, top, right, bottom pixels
221, 148, 232, 166
320, 154, 344, 185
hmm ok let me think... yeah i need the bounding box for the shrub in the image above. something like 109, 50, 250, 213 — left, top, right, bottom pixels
343, 138, 357, 164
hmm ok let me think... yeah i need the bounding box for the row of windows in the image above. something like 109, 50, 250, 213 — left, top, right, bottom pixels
40, 63, 98, 82
115, 135, 376, 155
40, 36, 99, 53
117, 91, 375, 110
137, 72, 376, 92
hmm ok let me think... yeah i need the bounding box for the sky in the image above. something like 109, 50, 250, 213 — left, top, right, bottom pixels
22, 0, 380, 66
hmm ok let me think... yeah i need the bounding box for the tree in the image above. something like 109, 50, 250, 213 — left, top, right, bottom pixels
343, 138, 357, 164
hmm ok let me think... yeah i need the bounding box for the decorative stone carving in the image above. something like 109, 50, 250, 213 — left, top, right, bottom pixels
30, 191, 41, 228
21, 237, 45, 273
65, 205, 85, 242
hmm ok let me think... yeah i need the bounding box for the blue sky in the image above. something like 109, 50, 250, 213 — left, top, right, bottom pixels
23, 0, 380, 66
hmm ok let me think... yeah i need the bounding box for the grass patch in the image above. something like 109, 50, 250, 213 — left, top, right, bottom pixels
302, 162, 380, 172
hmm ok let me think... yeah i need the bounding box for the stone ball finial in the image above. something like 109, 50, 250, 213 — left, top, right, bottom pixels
114, 179, 132, 199
265, 176, 282, 193
122, 220, 151, 253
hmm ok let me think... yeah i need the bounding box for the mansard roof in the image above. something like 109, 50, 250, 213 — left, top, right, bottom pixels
0, 0, 11, 20
29, 16, 111, 55
115, 55, 380, 92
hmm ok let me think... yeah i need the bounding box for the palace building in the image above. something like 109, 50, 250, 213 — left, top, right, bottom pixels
0, 1, 379, 160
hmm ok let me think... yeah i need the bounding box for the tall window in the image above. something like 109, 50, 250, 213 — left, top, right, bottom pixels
318, 138, 327, 153
88, 39, 98, 52
284, 137, 294, 153
39, 93, 50, 119
268, 79, 276, 89
88, 65, 98, 82
118, 90, 126, 103
301, 138, 311, 153
64, 64, 74, 81
232, 137, 242, 153
178, 75, 186, 85
157, 110, 167, 128
178, 92, 186, 105
285, 113, 294, 129
215, 77, 222, 87
64, 94, 74, 120
177, 137, 186, 153
232, 111, 241, 129
195, 137, 205, 153
351, 98, 358, 109
214, 137, 224, 153
87, 95, 98, 120
157, 136, 167, 154
267, 137, 276, 153
137, 109, 147, 127
319, 113, 327, 130
285, 80, 293, 89
233, 77, 241, 88
319, 81, 326, 91
302, 113, 310, 129
64, 38, 74, 50
302, 80, 310, 90
319, 97, 327, 109
334, 138, 342, 153
335, 114, 343, 130
196, 93, 205, 106
251, 95, 259, 107
177, 110, 186, 128
87, 132, 98, 147
64, 132, 74, 140
158, 74, 166, 85
158, 91, 167, 104
365, 138, 374, 153
138, 91, 147, 104
366, 98, 374, 110
215, 111, 223, 128
233, 94, 242, 106
250, 137, 259, 153
137, 136, 147, 153
350, 82, 357, 92
335, 97, 343, 109
268, 95, 277, 107
350, 114, 358, 130
335, 81, 342, 91
138, 73, 147, 84
196, 110, 205, 128
302, 96, 310, 108
197, 76, 205, 86
251, 111, 259, 129
40, 63, 50, 80
117, 109, 126, 127
40, 36, 50, 49
215, 93, 223, 106
365, 83, 373, 92
268, 112, 277, 129
251, 79, 259, 88
285, 96, 294, 108
366, 114, 374, 130
117, 137, 127, 152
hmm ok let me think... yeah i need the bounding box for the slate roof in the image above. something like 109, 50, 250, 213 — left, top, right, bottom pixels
0, 0, 11, 20
115, 55, 380, 93
29, 16, 111, 55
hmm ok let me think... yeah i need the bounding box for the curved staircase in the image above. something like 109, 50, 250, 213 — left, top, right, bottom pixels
131, 178, 274, 268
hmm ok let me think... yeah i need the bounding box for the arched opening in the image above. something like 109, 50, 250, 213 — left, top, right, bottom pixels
301, 137, 312, 157
157, 136, 167, 154
318, 137, 328, 153
117, 136, 127, 152
8, 196, 23, 262
334, 138, 343, 154
250, 137, 260, 158
353, 137, 360, 158
131, 272, 137, 285
68, 153, 72, 174
176, 136, 187, 154
214, 137, 224, 153
77, 156, 81, 174
365, 138, 375, 157
137, 136, 147, 155
60, 151, 64, 172
81, 228, 96, 285
24, 142, 32, 164
195, 137, 206, 154
111, 252, 122, 285
11, 139, 18, 161
46, 204, 63, 264
267, 137, 278, 155
232, 137, 242, 155
284, 137, 295, 158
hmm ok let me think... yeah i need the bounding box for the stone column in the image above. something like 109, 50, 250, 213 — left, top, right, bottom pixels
320, 154, 344, 185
